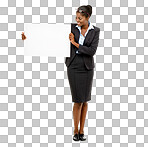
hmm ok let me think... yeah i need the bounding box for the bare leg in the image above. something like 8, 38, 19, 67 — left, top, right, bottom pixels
73, 102, 83, 134
79, 102, 88, 134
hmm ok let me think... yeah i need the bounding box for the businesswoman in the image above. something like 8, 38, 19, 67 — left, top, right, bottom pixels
65, 5, 100, 141
22, 4, 100, 141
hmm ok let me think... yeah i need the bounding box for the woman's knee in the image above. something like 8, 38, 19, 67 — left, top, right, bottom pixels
74, 102, 83, 107
83, 102, 88, 106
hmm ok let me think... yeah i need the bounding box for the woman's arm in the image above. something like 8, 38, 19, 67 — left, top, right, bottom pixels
71, 41, 79, 48
72, 28, 100, 56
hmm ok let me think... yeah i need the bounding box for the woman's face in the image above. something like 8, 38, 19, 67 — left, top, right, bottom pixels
75, 12, 89, 27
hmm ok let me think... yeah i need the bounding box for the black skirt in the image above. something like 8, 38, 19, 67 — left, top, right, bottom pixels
67, 54, 94, 103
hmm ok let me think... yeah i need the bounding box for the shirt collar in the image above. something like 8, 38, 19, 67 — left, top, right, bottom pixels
75, 20, 94, 30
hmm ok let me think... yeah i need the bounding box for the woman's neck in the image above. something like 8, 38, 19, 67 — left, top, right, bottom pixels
81, 21, 89, 30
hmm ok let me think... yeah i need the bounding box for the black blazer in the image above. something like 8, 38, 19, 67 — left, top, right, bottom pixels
65, 23, 100, 70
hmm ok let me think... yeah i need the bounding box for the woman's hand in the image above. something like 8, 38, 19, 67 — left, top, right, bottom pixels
21, 32, 27, 40
69, 33, 75, 44
69, 32, 79, 48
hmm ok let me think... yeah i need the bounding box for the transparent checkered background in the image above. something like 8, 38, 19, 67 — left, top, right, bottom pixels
0, 0, 148, 146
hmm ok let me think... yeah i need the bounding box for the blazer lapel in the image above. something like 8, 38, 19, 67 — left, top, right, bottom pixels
74, 25, 95, 46
83, 29, 95, 45
74, 27, 80, 43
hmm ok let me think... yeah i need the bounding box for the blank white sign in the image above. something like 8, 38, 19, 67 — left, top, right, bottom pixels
24, 23, 71, 57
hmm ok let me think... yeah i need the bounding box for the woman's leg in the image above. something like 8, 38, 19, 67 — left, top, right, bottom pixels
79, 102, 88, 134
73, 102, 83, 134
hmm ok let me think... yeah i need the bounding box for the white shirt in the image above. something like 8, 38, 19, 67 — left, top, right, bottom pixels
75, 20, 94, 54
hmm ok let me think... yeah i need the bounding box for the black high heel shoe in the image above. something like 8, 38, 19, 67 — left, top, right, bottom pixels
73, 133, 79, 141
78, 131, 86, 141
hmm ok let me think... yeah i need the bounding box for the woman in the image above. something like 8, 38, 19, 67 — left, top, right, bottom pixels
22, 5, 100, 141
66, 5, 100, 141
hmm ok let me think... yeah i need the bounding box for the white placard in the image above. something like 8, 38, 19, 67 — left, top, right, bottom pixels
24, 23, 71, 57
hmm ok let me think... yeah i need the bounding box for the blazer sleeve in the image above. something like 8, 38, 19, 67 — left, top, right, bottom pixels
78, 28, 100, 56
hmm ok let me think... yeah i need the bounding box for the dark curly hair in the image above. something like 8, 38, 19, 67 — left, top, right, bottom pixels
76, 5, 92, 18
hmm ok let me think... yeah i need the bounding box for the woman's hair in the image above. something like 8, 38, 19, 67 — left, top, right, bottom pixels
76, 5, 92, 18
